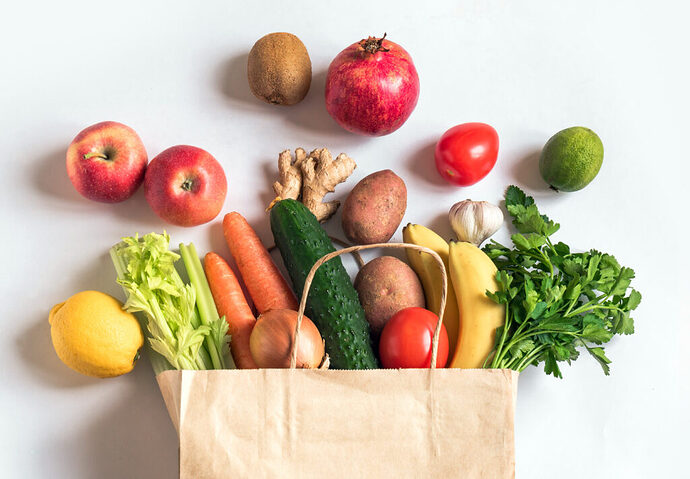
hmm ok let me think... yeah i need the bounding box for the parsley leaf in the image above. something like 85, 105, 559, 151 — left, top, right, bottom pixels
483, 186, 640, 377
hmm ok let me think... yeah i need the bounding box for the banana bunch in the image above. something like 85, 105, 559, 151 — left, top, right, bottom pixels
403, 224, 504, 368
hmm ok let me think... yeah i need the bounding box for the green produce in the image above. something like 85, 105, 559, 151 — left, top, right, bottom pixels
270, 199, 378, 369
110, 232, 231, 374
483, 186, 640, 377
539, 126, 604, 191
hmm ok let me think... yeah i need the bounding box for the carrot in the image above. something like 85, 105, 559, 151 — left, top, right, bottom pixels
204, 252, 257, 369
223, 212, 299, 313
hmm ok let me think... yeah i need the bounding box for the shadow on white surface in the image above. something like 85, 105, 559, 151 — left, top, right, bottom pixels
510, 147, 552, 194
214, 54, 356, 139
58, 360, 178, 479
32, 147, 84, 204
404, 140, 448, 189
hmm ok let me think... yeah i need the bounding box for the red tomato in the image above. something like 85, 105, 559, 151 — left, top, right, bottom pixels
379, 307, 449, 368
434, 122, 499, 186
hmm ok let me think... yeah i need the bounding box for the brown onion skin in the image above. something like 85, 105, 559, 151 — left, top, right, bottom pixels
250, 309, 325, 368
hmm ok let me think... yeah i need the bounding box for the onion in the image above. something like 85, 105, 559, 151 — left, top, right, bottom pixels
249, 309, 325, 369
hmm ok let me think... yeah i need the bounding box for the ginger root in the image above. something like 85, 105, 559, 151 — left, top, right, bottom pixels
270, 147, 356, 222
273, 148, 307, 201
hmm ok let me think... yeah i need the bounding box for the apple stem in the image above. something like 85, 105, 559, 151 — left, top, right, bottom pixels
181, 178, 194, 191
360, 33, 390, 54
83, 152, 110, 161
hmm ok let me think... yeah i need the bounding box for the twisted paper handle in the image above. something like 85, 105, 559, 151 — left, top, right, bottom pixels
289, 242, 448, 370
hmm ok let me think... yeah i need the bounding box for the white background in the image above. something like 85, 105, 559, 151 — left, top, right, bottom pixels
2, 1, 689, 477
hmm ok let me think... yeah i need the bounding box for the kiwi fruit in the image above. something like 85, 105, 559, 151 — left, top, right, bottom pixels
247, 32, 312, 106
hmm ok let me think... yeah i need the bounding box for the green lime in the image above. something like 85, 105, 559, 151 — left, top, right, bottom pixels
539, 126, 604, 192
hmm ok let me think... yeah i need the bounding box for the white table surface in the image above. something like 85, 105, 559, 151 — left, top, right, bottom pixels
2, 1, 689, 477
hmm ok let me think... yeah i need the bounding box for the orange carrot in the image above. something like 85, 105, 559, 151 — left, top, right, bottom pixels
223, 212, 299, 314
204, 252, 257, 369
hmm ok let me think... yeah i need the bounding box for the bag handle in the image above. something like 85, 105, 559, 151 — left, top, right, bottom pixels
290, 242, 448, 370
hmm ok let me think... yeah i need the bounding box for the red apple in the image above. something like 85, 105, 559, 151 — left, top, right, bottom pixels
66, 121, 148, 203
144, 145, 227, 227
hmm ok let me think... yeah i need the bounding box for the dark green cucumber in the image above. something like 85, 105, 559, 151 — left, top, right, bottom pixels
270, 199, 377, 369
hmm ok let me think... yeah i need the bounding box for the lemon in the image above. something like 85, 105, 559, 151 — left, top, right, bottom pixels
49, 290, 144, 378
539, 126, 604, 192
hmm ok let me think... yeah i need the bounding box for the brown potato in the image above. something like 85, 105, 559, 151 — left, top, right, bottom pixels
341, 169, 407, 244
354, 256, 425, 336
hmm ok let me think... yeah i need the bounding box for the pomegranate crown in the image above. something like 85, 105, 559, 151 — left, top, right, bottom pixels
360, 33, 390, 54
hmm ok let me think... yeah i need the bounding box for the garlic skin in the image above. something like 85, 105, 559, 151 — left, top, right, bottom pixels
449, 200, 504, 246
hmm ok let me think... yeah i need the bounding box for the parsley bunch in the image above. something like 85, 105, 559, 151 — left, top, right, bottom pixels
483, 186, 641, 378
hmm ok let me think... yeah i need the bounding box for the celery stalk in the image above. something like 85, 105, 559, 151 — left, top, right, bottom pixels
109, 233, 223, 372
179, 243, 234, 369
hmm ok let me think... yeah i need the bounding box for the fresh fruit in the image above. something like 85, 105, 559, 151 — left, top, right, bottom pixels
402, 224, 460, 360
66, 121, 148, 203
435, 122, 499, 186
325, 34, 420, 136
448, 241, 504, 369
144, 145, 227, 227
270, 199, 377, 369
354, 256, 425, 336
250, 309, 325, 369
341, 169, 407, 244
379, 307, 448, 369
247, 32, 312, 106
49, 290, 144, 378
539, 126, 604, 191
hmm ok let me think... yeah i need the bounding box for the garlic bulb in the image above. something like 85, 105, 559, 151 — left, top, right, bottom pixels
449, 200, 504, 246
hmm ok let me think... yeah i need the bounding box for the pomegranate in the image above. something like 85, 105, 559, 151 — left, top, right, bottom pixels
325, 34, 420, 136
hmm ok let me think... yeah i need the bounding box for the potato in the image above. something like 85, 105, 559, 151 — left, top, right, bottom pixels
354, 256, 425, 336
342, 169, 407, 245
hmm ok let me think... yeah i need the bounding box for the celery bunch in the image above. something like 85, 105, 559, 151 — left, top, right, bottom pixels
110, 232, 232, 375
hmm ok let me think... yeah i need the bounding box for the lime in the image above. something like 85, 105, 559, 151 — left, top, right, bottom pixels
539, 127, 604, 192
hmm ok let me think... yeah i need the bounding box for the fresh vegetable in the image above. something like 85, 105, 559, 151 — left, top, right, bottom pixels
249, 309, 325, 368
483, 186, 640, 377
448, 199, 503, 246
247, 32, 312, 106
379, 307, 449, 369
204, 252, 257, 369
269, 199, 378, 369
271, 147, 356, 222
341, 169, 407, 244
325, 34, 420, 136
354, 256, 425, 336
539, 126, 604, 192
447, 241, 505, 369
222, 212, 298, 313
179, 243, 234, 369
49, 291, 144, 378
402, 224, 460, 360
434, 123, 499, 186
110, 232, 230, 374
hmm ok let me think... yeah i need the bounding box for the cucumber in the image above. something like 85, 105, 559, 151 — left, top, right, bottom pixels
270, 199, 378, 369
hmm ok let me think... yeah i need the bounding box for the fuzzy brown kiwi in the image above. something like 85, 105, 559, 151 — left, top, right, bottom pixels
247, 32, 312, 106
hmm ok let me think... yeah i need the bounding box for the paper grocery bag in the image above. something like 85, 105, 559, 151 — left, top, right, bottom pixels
157, 368, 518, 478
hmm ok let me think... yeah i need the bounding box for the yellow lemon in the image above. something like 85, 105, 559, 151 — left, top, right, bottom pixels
49, 290, 144, 378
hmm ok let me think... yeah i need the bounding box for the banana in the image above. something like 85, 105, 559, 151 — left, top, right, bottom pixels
402, 224, 460, 360
448, 241, 505, 369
